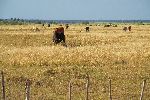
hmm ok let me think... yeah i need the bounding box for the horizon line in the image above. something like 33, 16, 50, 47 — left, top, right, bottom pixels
1, 18, 150, 21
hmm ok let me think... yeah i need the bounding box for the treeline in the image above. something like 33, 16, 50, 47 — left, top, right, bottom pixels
1, 18, 150, 25
0, 18, 59, 25
0, 18, 27, 25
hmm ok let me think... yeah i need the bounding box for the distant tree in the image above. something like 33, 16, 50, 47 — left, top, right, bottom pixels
37, 21, 42, 24
82, 21, 89, 25
17, 18, 20, 21
13, 18, 17, 21
50, 21, 58, 24
20, 19, 24, 22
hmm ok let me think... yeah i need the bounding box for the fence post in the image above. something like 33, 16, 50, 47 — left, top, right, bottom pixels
109, 79, 112, 100
86, 75, 89, 100
25, 79, 30, 100
140, 80, 146, 100
69, 81, 72, 100
1, 71, 6, 100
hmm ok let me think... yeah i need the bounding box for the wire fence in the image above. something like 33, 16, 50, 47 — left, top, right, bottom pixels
0, 71, 149, 100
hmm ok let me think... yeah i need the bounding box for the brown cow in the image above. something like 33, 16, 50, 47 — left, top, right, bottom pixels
32, 26, 40, 32
104, 25, 110, 27
123, 27, 128, 31
53, 27, 66, 46
128, 26, 131, 31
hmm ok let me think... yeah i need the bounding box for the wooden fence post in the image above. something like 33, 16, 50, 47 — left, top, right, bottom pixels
1, 71, 6, 100
25, 79, 30, 100
140, 80, 146, 100
69, 81, 72, 100
86, 75, 89, 100
109, 79, 112, 100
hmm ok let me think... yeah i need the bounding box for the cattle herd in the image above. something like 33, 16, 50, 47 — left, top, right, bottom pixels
52, 25, 91, 46
33, 23, 132, 46
51, 24, 132, 46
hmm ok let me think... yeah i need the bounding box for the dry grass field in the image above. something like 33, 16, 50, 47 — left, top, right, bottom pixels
0, 23, 150, 100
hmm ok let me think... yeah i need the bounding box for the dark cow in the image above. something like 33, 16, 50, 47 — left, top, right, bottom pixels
128, 26, 131, 31
65, 24, 69, 29
53, 27, 66, 45
48, 24, 50, 27
123, 27, 128, 31
85, 27, 90, 32
113, 25, 117, 27
104, 24, 111, 27
104, 23, 113, 27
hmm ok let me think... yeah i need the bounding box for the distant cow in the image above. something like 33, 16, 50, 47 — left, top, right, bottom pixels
113, 25, 117, 27
65, 24, 69, 29
85, 27, 89, 32
128, 26, 131, 31
53, 27, 66, 45
32, 26, 40, 32
48, 24, 50, 27
123, 27, 128, 31
104, 24, 111, 27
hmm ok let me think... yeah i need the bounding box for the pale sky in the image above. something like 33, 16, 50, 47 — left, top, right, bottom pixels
0, 0, 150, 20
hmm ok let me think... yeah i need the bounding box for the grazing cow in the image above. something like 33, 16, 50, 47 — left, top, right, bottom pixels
53, 27, 66, 46
128, 26, 131, 31
85, 27, 90, 32
32, 26, 40, 32
104, 24, 111, 27
65, 24, 69, 29
104, 23, 113, 27
48, 24, 50, 27
113, 25, 117, 27
123, 27, 128, 31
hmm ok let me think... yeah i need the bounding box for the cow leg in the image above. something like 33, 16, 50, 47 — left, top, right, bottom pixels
53, 33, 60, 44
61, 35, 67, 47
62, 35, 66, 43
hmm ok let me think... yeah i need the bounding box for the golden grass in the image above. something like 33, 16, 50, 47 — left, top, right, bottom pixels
0, 24, 150, 99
